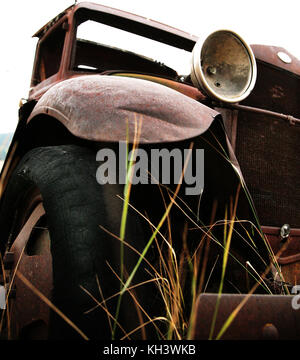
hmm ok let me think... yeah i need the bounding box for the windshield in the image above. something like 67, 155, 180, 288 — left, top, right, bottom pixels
73, 19, 192, 77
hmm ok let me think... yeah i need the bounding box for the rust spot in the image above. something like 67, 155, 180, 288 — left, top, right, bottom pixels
270, 85, 284, 99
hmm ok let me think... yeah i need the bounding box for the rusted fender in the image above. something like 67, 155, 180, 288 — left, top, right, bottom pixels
27, 75, 219, 143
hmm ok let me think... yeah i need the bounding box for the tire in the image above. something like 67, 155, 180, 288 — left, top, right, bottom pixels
0, 145, 160, 340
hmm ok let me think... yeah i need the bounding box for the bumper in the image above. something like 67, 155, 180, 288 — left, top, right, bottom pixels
191, 293, 300, 340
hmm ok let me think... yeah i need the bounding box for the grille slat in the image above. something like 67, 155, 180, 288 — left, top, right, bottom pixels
235, 62, 300, 227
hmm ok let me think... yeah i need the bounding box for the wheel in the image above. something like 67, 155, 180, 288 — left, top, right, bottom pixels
0, 145, 160, 340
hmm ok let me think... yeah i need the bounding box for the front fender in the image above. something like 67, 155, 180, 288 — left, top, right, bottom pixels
28, 75, 219, 143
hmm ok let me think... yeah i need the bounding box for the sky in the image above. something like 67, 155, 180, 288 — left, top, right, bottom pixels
0, 0, 300, 134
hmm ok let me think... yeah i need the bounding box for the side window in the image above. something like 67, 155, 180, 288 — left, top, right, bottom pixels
32, 25, 66, 85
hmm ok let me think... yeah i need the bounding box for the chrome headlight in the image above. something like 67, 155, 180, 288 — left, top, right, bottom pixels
191, 30, 257, 103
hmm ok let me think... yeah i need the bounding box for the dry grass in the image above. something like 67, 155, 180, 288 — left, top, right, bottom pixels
0, 124, 289, 340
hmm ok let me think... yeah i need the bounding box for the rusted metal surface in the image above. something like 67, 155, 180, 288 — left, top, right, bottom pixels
251, 45, 300, 76
262, 225, 300, 285
111, 73, 206, 102
1, 1, 300, 341
262, 226, 300, 265
222, 103, 300, 126
232, 52, 300, 229
28, 75, 219, 143
192, 293, 300, 340
262, 323, 279, 340
33, 2, 198, 44
9, 203, 52, 339
29, 2, 198, 101
32, 8, 72, 38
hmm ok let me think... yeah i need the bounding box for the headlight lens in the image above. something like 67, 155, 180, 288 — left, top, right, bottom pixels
191, 30, 257, 103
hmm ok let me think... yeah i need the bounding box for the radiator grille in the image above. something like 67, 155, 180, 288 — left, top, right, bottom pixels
235, 62, 300, 227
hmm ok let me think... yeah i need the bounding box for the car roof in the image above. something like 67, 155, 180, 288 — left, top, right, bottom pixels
33, 1, 198, 51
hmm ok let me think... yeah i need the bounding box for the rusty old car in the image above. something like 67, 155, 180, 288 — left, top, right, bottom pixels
0, 1, 299, 340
